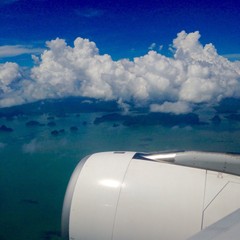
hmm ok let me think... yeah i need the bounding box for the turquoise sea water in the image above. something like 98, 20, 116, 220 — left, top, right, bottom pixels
0, 110, 240, 240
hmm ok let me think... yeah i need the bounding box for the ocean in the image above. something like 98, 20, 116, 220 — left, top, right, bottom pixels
0, 100, 240, 240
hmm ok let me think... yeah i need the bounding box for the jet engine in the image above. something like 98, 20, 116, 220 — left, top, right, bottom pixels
62, 151, 240, 240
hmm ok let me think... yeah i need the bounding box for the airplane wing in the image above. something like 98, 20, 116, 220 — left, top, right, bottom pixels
187, 208, 240, 240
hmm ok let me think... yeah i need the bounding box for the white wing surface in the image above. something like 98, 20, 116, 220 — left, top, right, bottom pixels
187, 208, 240, 240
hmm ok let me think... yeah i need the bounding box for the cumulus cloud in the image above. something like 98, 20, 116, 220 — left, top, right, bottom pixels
0, 31, 240, 114
0, 62, 29, 107
0, 62, 21, 93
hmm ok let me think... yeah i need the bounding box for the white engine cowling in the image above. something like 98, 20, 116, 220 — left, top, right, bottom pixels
62, 151, 240, 240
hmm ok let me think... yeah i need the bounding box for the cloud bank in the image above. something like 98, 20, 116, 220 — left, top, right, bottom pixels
0, 45, 43, 58
0, 31, 240, 114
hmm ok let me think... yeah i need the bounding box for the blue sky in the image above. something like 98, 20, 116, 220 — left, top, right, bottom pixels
0, 0, 240, 65
0, 0, 240, 112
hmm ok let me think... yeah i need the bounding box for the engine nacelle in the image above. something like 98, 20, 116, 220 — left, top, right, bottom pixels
62, 151, 240, 240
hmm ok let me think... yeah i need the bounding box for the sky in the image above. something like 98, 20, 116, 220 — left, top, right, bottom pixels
1, 0, 240, 63
0, 0, 240, 113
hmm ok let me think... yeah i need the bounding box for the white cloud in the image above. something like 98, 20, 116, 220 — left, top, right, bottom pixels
0, 62, 21, 93
0, 62, 31, 107
0, 45, 43, 58
148, 43, 163, 52
150, 101, 192, 114
0, 31, 240, 114
148, 43, 157, 50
